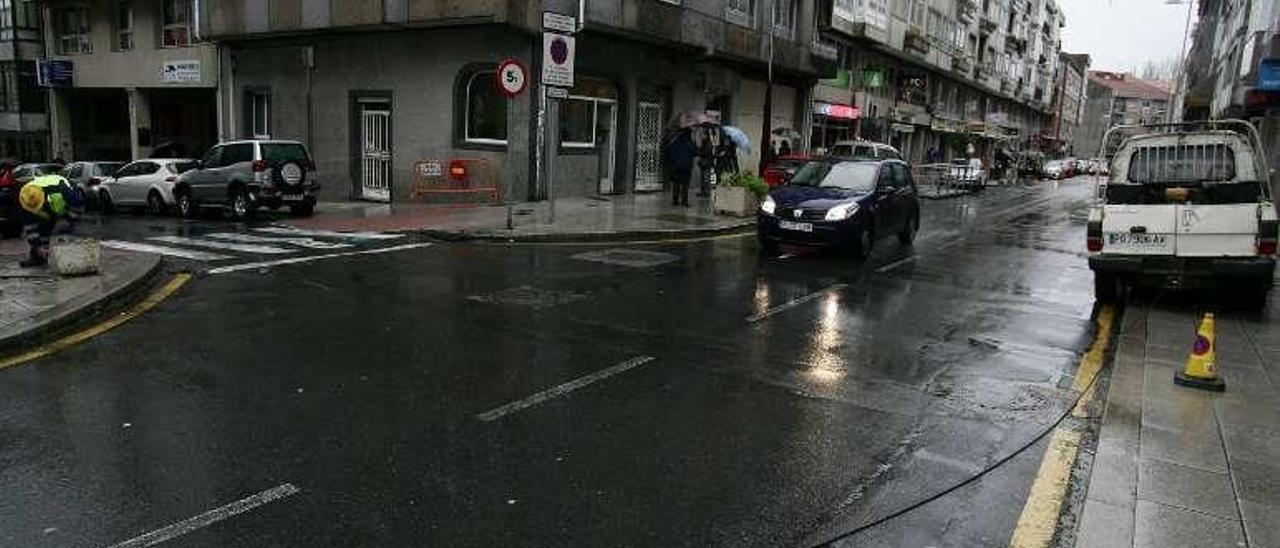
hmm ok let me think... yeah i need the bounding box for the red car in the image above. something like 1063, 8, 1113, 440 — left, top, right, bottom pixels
762, 155, 813, 187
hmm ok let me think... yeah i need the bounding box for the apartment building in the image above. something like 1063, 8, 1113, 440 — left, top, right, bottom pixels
809, 0, 1065, 166
0, 0, 49, 160
1075, 71, 1170, 157
1047, 52, 1089, 155
39, 0, 218, 162
200, 0, 833, 203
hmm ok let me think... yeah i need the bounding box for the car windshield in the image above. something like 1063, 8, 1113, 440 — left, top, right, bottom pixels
262, 143, 309, 163
788, 161, 878, 193
1126, 144, 1236, 184
100, 162, 125, 174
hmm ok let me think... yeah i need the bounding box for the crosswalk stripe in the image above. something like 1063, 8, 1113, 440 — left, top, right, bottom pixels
204, 232, 354, 250
101, 241, 233, 261
253, 226, 404, 241
149, 236, 296, 255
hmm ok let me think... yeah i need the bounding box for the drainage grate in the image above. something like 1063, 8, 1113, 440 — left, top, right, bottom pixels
571, 248, 680, 268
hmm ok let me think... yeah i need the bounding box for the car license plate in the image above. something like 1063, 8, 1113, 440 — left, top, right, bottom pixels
779, 220, 813, 232
1106, 232, 1167, 246
282, 194, 306, 202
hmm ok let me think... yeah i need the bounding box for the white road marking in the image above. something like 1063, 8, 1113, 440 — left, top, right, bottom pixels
206, 243, 432, 274
254, 226, 404, 241
106, 483, 300, 548
100, 240, 232, 261
205, 232, 354, 250
875, 256, 917, 274
149, 236, 295, 255
476, 356, 657, 422
745, 284, 848, 323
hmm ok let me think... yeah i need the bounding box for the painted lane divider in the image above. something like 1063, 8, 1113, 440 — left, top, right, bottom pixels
204, 232, 355, 250
148, 236, 295, 255
253, 226, 405, 241
206, 243, 433, 275
106, 483, 300, 548
100, 241, 233, 262
477, 356, 657, 422
745, 284, 848, 324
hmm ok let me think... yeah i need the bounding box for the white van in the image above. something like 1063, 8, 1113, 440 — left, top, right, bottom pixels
1088, 120, 1277, 303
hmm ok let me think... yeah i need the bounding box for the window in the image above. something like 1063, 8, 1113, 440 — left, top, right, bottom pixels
202, 146, 223, 167
559, 78, 618, 149
54, 7, 92, 54
725, 0, 754, 26
0, 0, 12, 31
162, 0, 191, 47
0, 64, 10, 113
771, 0, 794, 37
222, 143, 254, 165
247, 90, 270, 139
3, 0, 38, 30
115, 2, 133, 51
463, 72, 507, 145
1127, 145, 1236, 185
910, 0, 927, 30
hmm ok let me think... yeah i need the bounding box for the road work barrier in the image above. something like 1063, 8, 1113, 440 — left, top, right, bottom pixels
1175, 312, 1225, 392
410, 158, 501, 204
912, 163, 984, 199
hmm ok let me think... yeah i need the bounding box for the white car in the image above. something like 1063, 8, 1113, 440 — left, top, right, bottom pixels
828, 140, 902, 160
1088, 120, 1277, 304
948, 158, 987, 190
99, 158, 199, 215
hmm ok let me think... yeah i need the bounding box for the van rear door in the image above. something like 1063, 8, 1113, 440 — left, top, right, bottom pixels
1176, 203, 1260, 256
1101, 203, 1177, 255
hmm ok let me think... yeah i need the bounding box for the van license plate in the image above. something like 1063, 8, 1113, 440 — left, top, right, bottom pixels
779, 220, 813, 232
1106, 232, 1167, 246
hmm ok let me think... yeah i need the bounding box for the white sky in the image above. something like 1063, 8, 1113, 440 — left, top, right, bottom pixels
1059, 0, 1196, 73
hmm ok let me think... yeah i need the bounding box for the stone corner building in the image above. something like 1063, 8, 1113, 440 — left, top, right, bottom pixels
200, 0, 835, 204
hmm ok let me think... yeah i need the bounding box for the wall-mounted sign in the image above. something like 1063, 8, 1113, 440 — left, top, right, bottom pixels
161, 60, 201, 83
541, 32, 575, 88
543, 12, 577, 34
859, 68, 886, 90
36, 59, 73, 88
833, 0, 889, 31
1259, 58, 1280, 92
496, 58, 528, 98
813, 101, 861, 120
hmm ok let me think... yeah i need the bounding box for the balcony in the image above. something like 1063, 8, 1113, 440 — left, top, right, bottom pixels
958, 0, 979, 23
953, 54, 973, 74
905, 27, 930, 55
979, 16, 999, 35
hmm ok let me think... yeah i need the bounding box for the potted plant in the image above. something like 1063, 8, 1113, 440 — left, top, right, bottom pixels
715, 171, 769, 217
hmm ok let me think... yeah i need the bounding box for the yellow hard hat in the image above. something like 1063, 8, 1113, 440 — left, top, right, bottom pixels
19, 183, 45, 213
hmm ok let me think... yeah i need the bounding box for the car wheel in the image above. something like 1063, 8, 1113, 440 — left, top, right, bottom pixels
289, 201, 315, 216
176, 190, 196, 219
898, 216, 918, 246
1094, 273, 1124, 303
851, 229, 874, 261
228, 188, 253, 220
146, 191, 167, 215
99, 190, 116, 215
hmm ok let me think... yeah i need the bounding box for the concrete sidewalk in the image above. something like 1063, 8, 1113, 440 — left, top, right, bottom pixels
0, 238, 161, 352
1074, 299, 1280, 548
287, 192, 754, 242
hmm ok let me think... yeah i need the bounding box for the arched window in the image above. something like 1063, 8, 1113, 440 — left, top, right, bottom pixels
463, 71, 507, 145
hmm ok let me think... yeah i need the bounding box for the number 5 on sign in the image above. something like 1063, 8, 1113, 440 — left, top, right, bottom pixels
496, 58, 528, 98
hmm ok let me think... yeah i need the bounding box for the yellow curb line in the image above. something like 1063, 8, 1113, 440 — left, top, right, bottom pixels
1008, 304, 1115, 548
0, 273, 192, 371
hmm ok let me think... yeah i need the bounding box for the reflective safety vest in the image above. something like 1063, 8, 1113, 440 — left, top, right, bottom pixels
19, 175, 73, 220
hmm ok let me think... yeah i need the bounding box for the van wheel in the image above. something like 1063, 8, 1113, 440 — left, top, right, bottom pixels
147, 191, 167, 215
1095, 273, 1124, 303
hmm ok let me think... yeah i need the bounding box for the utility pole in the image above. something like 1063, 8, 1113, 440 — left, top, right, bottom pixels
758, 0, 776, 175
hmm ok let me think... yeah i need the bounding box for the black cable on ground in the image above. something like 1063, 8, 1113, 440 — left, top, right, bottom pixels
806, 301, 1124, 548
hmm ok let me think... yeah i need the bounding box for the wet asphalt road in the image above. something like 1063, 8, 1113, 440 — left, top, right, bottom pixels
1, 179, 1104, 547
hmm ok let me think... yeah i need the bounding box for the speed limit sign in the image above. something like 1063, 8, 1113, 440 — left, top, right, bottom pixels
496, 58, 528, 98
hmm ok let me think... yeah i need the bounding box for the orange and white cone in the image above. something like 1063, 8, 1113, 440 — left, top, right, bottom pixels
1174, 313, 1226, 392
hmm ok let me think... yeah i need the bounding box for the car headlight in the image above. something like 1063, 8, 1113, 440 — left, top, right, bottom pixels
760, 196, 777, 215
825, 202, 859, 221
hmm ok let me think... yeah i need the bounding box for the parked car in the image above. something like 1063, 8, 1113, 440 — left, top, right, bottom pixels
762, 155, 814, 187
63, 161, 126, 210
1042, 159, 1070, 179
757, 158, 921, 258
827, 140, 903, 161
948, 158, 987, 190
13, 163, 64, 185
1092, 158, 1111, 176
176, 140, 319, 219
1088, 120, 1276, 305
99, 159, 198, 215
0, 171, 19, 238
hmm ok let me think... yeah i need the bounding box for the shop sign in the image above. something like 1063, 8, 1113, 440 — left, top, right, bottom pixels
161, 60, 201, 83
1259, 58, 1280, 92
859, 68, 886, 90
36, 59, 72, 88
892, 123, 915, 133
820, 69, 851, 88
899, 74, 929, 105
813, 101, 861, 119
833, 0, 889, 31
967, 122, 987, 135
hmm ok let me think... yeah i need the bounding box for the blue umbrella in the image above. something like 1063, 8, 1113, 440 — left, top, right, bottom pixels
722, 126, 752, 153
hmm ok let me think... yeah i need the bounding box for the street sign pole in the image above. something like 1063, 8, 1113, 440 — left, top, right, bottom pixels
540, 13, 576, 224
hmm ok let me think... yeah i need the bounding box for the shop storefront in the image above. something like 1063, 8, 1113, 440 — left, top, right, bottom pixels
810, 101, 860, 154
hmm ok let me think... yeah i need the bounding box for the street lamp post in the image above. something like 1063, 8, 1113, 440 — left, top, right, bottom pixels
759, 0, 777, 175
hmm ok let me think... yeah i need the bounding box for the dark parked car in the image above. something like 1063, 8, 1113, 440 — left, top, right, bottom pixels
757, 159, 921, 258
175, 140, 319, 219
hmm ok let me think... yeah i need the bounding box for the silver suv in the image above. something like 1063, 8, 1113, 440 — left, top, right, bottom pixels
175, 140, 319, 219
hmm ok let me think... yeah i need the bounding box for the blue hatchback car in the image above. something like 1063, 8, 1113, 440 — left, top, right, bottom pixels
757, 159, 920, 258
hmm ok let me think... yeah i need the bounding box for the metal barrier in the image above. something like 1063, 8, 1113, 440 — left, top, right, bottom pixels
912, 163, 985, 198
410, 158, 501, 204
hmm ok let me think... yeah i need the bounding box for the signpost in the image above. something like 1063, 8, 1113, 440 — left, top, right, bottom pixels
36, 60, 73, 88
540, 12, 577, 223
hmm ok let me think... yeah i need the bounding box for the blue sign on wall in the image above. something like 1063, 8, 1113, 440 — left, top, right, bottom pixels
1260, 58, 1280, 92
37, 60, 73, 88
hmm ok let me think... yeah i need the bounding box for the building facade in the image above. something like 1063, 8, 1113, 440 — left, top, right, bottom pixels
1075, 71, 1170, 158
40, 0, 218, 162
1047, 52, 1088, 155
0, 0, 49, 160
810, 0, 1066, 166
200, 0, 833, 203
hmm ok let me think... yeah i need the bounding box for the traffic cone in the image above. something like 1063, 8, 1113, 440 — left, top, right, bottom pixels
1174, 313, 1226, 392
